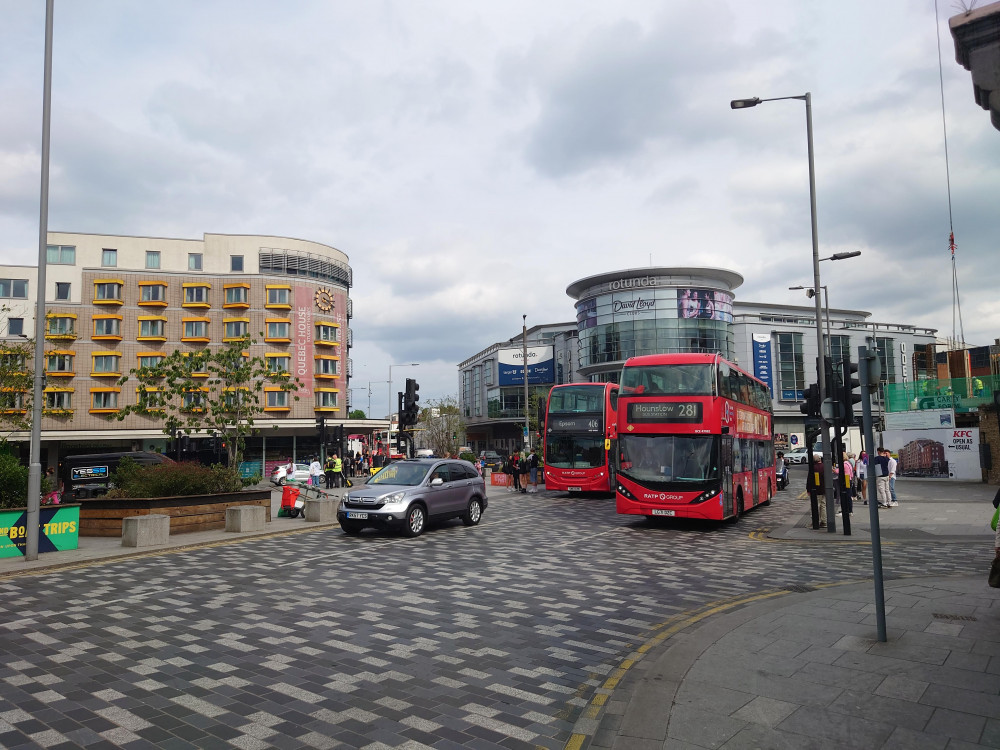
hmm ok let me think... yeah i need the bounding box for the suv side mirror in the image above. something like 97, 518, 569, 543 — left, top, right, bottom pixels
430, 477, 444, 487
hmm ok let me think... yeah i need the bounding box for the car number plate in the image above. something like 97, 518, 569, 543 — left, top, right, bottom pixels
346, 512, 368, 520
568, 486, 582, 492
651, 509, 675, 516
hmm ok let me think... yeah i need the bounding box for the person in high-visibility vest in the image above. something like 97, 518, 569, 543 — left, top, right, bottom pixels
331, 453, 343, 488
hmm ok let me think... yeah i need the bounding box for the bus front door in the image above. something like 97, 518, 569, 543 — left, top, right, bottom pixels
721, 436, 734, 517
751, 441, 760, 505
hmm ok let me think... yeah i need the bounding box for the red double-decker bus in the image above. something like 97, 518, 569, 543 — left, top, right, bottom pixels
543, 382, 619, 493
615, 353, 775, 521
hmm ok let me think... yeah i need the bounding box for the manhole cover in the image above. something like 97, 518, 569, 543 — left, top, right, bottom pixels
785, 584, 816, 593
932, 613, 977, 622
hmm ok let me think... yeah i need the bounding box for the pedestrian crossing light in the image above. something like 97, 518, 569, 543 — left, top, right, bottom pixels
799, 383, 821, 419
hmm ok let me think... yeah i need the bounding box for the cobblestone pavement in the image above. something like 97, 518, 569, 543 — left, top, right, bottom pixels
0, 489, 988, 750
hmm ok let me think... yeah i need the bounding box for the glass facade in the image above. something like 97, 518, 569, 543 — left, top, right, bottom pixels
575, 286, 735, 371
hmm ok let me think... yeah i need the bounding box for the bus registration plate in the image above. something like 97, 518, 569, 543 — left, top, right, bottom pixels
568, 487, 582, 492
346, 512, 369, 520
651, 509, 675, 516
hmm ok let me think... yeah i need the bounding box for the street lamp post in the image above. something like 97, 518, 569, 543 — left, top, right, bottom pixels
387, 363, 418, 460
522, 315, 529, 449
25, 0, 55, 562
731, 92, 836, 531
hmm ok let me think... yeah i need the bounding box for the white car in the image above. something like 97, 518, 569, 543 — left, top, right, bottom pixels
270, 463, 312, 485
785, 447, 809, 464
783, 447, 810, 464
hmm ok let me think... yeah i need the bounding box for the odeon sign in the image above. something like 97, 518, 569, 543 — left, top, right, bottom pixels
608, 275, 659, 291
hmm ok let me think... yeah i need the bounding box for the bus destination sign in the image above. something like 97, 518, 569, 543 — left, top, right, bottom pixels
628, 402, 703, 423
549, 415, 602, 433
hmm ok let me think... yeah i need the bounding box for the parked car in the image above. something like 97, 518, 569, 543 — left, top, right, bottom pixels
784, 447, 810, 464
338, 458, 487, 537
270, 462, 311, 485
479, 451, 504, 471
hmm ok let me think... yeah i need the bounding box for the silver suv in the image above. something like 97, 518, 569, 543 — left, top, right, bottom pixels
337, 458, 487, 537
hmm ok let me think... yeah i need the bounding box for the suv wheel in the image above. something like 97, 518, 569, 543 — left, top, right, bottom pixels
402, 503, 426, 538
339, 520, 363, 536
462, 497, 483, 527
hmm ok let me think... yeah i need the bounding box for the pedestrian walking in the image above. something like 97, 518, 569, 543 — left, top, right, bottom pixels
874, 449, 892, 508
308, 456, 323, 487
519, 452, 529, 494
855, 451, 868, 502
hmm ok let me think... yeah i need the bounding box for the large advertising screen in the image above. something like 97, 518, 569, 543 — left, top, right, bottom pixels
677, 288, 733, 322
498, 346, 555, 386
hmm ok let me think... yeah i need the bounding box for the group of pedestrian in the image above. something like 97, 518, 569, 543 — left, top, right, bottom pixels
871, 448, 898, 508
502, 449, 540, 493
807, 447, 898, 528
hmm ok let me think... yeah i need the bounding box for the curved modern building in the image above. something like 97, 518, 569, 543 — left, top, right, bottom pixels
459, 265, 939, 456
0, 231, 372, 476
566, 267, 744, 381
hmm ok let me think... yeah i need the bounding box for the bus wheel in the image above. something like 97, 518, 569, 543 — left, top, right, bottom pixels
729, 492, 744, 523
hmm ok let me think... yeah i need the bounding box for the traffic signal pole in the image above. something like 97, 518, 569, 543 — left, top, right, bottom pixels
859, 344, 887, 642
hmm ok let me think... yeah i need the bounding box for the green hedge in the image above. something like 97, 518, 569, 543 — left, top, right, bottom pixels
107, 456, 244, 498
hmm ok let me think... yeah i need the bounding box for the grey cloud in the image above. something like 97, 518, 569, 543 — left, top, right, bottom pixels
508, 9, 790, 178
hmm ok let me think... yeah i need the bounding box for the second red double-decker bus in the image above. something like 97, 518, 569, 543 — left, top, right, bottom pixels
543, 382, 618, 493
615, 353, 775, 521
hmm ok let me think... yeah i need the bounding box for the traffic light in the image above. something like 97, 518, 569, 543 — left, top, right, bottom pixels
799, 383, 821, 419
839, 353, 862, 427
402, 379, 420, 428
316, 416, 327, 446
334, 424, 344, 450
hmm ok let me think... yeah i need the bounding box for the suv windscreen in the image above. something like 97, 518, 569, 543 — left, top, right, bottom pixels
369, 463, 430, 486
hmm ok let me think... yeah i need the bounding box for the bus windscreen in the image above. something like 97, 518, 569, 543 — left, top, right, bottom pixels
620, 364, 714, 396
619, 435, 718, 483
547, 385, 607, 413
545, 435, 606, 469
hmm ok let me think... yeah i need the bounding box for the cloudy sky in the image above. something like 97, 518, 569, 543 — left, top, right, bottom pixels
1, 0, 998, 411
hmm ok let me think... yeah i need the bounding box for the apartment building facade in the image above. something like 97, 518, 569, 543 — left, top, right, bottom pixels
1, 232, 355, 471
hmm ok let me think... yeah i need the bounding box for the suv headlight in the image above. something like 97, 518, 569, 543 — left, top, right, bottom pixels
382, 491, 406, 505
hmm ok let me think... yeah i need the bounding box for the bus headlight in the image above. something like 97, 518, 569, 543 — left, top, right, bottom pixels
690, 489, 720, 505
617, 483, 636, 500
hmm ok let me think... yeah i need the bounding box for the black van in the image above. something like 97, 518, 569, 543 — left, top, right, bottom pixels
62, 451, 172, 501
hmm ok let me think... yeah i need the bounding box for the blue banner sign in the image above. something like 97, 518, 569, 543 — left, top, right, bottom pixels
752, 334, 773, 395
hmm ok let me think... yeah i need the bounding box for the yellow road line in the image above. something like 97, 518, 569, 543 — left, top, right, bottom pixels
563, 583, 859, 750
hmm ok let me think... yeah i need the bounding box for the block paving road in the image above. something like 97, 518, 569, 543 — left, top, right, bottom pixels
0, 487, 988, 750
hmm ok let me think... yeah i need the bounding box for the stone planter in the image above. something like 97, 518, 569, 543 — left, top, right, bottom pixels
77, 490, 270, 536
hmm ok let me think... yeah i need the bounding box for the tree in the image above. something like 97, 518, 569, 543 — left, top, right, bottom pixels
416, 396, 465, 457
0, 338, 33, 437
116, 334, 300, 467
349, 409, 367, 419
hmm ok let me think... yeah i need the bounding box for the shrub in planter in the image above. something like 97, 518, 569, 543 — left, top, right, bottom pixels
0, 450, 52, 510
107, 456, 244, 498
